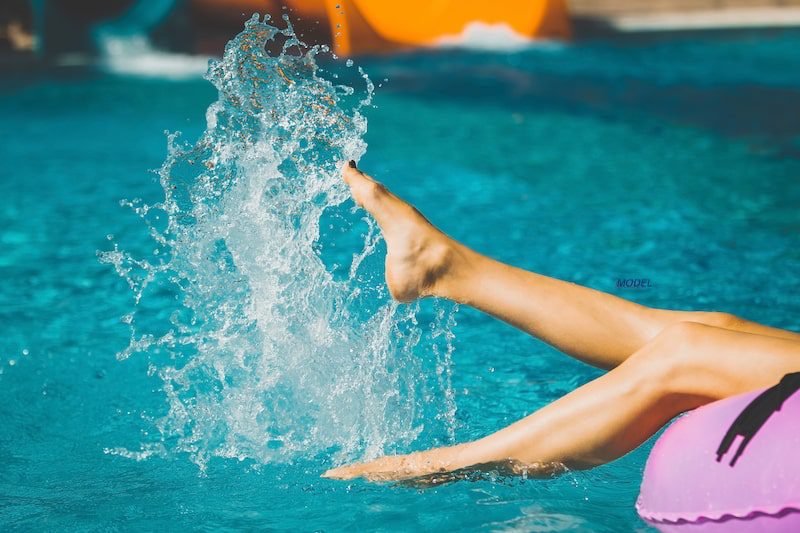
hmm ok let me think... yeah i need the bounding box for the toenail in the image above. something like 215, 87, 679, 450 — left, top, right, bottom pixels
348, 160, 357, 168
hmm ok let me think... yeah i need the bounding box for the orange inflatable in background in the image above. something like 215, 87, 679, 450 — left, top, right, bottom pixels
194, 0, 571, 56
318, 0, 571, 55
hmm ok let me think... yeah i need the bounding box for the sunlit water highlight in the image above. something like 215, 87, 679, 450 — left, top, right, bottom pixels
100, 14, 456, 470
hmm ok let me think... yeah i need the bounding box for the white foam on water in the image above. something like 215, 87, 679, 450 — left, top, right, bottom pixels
434, 22, 566, 53
98, 34, 211, 80
101, 14, 457, 471
94, 0, 209, 80
436, 22, 533, 52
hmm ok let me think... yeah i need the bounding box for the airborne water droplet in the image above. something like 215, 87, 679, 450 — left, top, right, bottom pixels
103, 15, 457, 471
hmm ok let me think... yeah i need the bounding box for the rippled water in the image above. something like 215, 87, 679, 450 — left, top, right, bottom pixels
2, 23, 799, 532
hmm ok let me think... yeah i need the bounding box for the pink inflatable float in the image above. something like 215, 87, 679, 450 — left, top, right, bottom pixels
637, 372, 800, 532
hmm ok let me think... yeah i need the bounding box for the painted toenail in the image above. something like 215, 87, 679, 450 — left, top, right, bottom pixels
348, 160, 357, 168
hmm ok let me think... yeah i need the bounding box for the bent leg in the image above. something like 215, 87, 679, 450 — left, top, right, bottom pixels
342, 162, 800, 369
439, 247, 800, 369
324, 322, 800, 481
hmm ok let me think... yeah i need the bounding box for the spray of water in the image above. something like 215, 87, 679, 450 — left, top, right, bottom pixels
100, 14, 457, 470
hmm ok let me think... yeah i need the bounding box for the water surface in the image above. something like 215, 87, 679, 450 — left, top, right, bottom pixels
1, 27, 799, 532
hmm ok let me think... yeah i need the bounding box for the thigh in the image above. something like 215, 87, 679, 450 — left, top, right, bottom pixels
647, 321, 800, 401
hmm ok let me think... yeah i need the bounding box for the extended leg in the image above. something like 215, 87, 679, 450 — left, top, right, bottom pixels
324, 322, 800, 481
343, 162, 800, 369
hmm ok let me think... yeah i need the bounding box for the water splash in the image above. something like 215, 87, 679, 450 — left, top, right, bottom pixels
101, 14, 457, 470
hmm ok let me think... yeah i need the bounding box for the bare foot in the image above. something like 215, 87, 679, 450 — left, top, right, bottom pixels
322, 447, 565, 483
342, 161, 458, 302
322, 444, 469, 481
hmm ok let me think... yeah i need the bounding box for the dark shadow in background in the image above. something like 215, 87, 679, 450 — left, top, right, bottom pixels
354, 31, 800, 160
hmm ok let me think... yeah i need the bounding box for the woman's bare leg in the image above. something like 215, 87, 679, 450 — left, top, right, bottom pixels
324, 322, 800, 481
342, 162, 800, 369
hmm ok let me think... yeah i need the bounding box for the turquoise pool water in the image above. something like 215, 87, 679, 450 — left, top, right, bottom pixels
2, 23, 800, 531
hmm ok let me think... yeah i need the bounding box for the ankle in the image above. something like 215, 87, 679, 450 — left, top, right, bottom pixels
430, 242, 477, 301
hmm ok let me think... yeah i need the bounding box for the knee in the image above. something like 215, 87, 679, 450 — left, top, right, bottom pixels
693, 311, 741, 330
655, 320, 710, 350
625, 321, 710, 394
